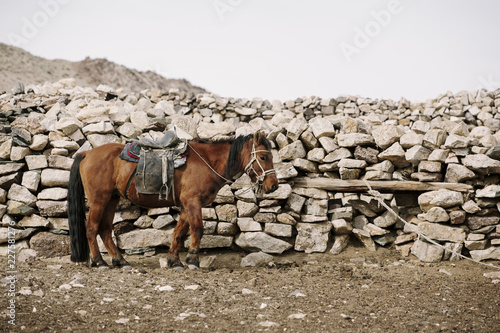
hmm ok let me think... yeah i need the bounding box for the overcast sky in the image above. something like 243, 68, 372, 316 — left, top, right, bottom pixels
1, 0, 499, 102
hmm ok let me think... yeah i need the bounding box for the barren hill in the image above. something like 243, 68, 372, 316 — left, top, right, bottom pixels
0, 43, 206, 94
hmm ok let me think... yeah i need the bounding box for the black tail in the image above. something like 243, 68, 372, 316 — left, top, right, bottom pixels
68, 155, 89, 263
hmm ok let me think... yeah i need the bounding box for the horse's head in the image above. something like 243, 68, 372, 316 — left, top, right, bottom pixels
243, 131, 279, 194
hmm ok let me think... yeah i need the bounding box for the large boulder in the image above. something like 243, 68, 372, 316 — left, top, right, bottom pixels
235, 232, 292, 254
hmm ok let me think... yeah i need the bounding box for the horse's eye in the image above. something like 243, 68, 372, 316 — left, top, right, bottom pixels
259, 155, 266, 161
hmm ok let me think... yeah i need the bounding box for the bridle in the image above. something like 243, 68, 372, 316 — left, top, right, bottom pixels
244, 140, 276, 188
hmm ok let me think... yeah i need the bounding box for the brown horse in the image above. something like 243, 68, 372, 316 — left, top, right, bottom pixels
68, 131, 278, 270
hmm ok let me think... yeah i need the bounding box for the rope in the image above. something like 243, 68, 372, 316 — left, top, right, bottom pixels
362, 179, 500, 271
187, 143, 255, 198
188, 143, 233, 183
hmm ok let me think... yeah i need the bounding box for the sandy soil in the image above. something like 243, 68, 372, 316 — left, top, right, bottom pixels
1, 245, 500, 333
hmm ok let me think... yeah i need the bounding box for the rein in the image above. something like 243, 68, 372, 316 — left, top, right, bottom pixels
187, 142, 233, 184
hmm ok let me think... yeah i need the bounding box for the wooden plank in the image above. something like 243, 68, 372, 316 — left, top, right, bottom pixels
292, 178, 473, 193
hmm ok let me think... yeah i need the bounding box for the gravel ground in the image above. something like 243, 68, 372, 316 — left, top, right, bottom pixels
1, 246, 500, 333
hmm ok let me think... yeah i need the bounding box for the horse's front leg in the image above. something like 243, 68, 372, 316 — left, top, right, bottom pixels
167, 211, 189, 270
184, 201, 203, 270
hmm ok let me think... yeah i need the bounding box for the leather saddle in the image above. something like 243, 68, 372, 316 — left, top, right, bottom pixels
121, 128, 188, 200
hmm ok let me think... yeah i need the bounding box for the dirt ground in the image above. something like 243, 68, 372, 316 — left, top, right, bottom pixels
1, 244, 500, 333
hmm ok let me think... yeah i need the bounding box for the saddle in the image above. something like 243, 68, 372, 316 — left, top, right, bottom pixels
119, 128, 188, 200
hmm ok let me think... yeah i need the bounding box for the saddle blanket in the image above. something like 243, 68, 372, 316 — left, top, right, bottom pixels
120, 142, 141, 162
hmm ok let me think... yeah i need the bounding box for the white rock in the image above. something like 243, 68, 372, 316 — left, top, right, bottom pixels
55, 117, 84, 135
82, 121, 114, 135
307, 148, 325, 162
411, 239, 444, 262
241, 252, 273, 267
337, 133, 374, 147
117, 229, 173, 249
25, 155, 48, 170
418, 189, 464, 211
261, 184, 292, 200
400, 131, 424, 148
18, 214, 49, 227
130, 111, 150, 129
308, 117, 335, 139
371, 124, 404, 149
10, 147, 31, 161
444, 164, 476, 183
274, 162, 298, 180
338, 158, 367, 169
237, 201, 259, 217
197, 122, 235, 140
463, 200, 481, 214
87, 134, 122, 148
469, 126, 491, 139
116, 123, 142, 138
318, 136, 337, 152
0, 138, 12, 159
405, 145, 431, 164
50, 140, 80, 151
331, 219, 353, 234
352, 228, 376, 251
235, 232, 292, 254
418, 222, 466, 242
279, 140, 306, 161
8, 184, 37, 206
476, 185, 500, 198
470, 247, 500, 261
379, 142, 408, 167
422, 129, 447, 150
264, 223, 292, 237
41, 169, 70, 187
330, 234, 350, 254
418, 207, 449, 222
37, 187, 68, 200
237, 218, 262, 232
21, 171, 40, 192
462, 154, 500, 174
294, 222, 332, 253
443, 134, 469, 149
286, 116, 308, 141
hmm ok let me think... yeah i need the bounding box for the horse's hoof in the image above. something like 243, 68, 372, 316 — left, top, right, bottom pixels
98, 265, 110, 269
188, 263, 199, 270
112, 258, 131, 269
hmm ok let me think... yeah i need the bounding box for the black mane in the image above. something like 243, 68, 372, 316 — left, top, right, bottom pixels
225, 133, 271, 177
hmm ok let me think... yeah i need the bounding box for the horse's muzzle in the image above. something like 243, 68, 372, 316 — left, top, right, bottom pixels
262, 176, 279, 194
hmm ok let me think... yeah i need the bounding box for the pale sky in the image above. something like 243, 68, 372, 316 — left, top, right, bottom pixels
1, 0, 499, 102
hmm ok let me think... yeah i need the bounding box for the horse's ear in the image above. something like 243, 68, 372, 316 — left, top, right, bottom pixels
253, 131, 263, 145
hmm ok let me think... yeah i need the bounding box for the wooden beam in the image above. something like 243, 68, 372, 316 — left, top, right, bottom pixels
292, 178, 473, 193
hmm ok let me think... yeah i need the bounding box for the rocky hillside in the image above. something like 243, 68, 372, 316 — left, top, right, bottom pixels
0, 43, 206, 94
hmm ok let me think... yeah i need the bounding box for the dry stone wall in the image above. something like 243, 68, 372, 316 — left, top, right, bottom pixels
1, 78, 500, 263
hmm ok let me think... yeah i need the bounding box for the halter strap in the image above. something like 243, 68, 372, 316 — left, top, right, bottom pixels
244, 141, 276, 184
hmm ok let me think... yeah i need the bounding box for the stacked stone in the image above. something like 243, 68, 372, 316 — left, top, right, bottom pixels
0, 78, 499, 263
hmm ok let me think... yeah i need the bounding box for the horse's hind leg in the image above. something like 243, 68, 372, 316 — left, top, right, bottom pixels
167, 210, 189, 270
86, 205, 110, 268
183, 200, 203, 269
99, 196, 131, 269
